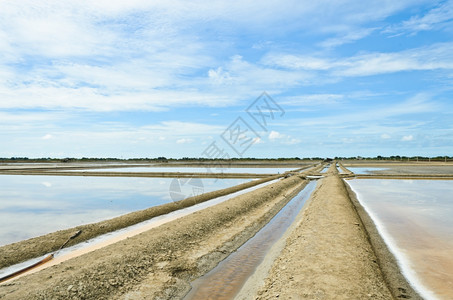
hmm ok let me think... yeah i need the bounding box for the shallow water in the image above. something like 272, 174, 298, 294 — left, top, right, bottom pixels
184, 181, 317, 300
0, 175, 250, 246
346, 167, 388, 174
320, 166, 330, 173
62, 167, 296, 174
347, 179, 453, 300
0, 179, 278, 282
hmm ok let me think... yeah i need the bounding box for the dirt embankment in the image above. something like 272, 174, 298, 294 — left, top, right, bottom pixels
242, 164, 418, 299
0, 175, 281, 270
0, 175, 308, 299
337, 162, 353, 174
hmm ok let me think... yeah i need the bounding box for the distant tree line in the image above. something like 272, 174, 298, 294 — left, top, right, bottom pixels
0, 156, 306, 162
2, 155, 453, 163
335, 155, 452, 161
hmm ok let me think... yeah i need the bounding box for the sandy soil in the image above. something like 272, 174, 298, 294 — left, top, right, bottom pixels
0, 174, 309, 299
239, 165, 419, 299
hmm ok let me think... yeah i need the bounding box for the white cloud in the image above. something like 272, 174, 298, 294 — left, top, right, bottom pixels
176, 138, 194, 144
0, 0, 445, 114
292, 94, 438, 129
381, 133, 391, 139
0, 111, 62, 124
384, 1, 453, 35
252, 137, 263, 144
269, 130, 285, 140
286, 138, 301, 145
264, 42, 453, 78
319, 27, 377, 48
263, 54, 332, 70
42, 134, 53, 140
402, 135, 414, 141
335, 44, 453, 76
208, 67, 232, 85
268, 130, 300, 145
281, 94, 344, 106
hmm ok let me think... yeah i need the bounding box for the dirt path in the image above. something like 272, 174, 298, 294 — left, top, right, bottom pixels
0, 175, 309, 299
240, 165, 416, 299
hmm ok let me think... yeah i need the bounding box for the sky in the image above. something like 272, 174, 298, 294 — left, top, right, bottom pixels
0, 0, 452, 159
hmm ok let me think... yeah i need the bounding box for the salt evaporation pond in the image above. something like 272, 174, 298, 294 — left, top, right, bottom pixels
346, 167, 388, 174
347, 179, 453, 300
63, 167, 297, 174
0, 175, 250, 247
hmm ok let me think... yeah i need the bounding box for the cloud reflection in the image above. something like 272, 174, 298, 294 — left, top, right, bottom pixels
0, 175, 249, 246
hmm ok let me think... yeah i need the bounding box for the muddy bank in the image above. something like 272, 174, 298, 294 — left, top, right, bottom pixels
242, 166, 408, 299
0, 175, 281, 269
0, 176, 307, 299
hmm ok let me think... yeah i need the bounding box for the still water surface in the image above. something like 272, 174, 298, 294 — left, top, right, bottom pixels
0, 175, 250, 246
347, 179, 453, 300
63, 167, 296, 174
346, 167, 388, 174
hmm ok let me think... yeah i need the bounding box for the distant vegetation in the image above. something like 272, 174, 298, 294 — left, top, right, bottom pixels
1, 156, 452, 163
336, 155, 452, 162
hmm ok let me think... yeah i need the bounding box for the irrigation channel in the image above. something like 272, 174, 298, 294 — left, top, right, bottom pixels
184, 181, 317, 299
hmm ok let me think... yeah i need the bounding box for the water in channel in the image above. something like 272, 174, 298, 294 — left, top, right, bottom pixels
184, 181, 317, 300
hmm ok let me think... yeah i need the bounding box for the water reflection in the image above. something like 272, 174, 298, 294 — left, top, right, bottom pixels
347, 167, 388, 174
0, 175, 249, 246
62, 167, 296, 174
347, 179, 453, 300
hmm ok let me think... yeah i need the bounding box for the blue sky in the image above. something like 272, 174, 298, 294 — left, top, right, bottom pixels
0, 0, 452, 158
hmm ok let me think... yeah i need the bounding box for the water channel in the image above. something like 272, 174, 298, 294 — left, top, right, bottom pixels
184, 181, 317, 300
